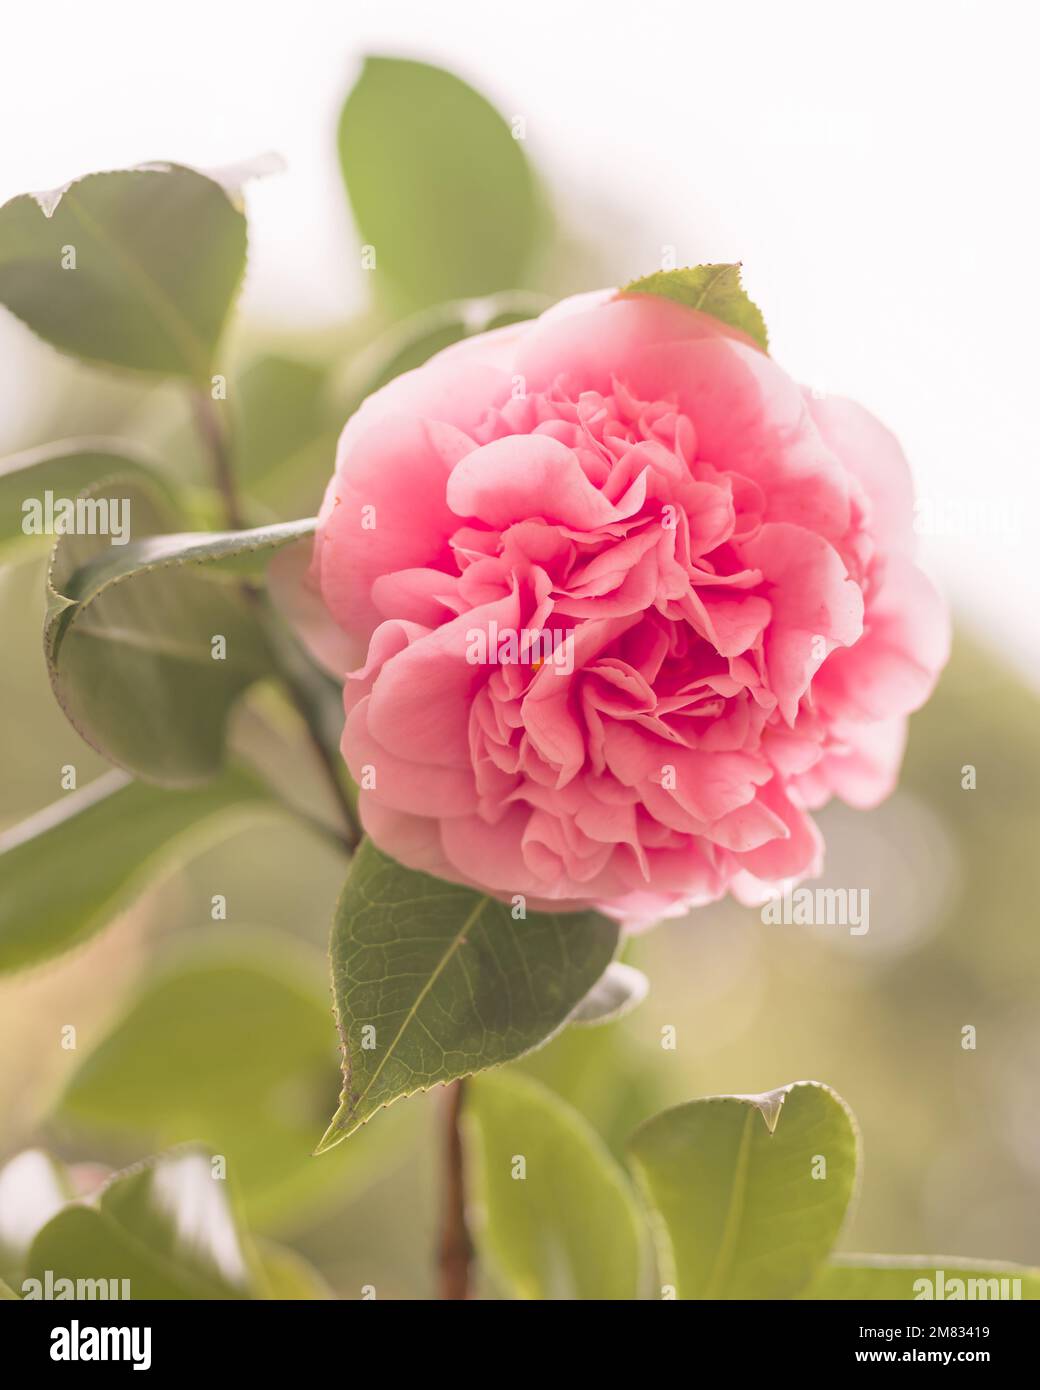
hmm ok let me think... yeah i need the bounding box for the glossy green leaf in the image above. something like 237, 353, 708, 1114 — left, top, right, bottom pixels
339, 57, 539, 310
0, 164, 246, 378
802, 1255, 1040, 1300
44, 477, 315, 785
317, 839, 619, 1151
0, 439, 179, 559
567, 961, 649, 1027
467, 1070, 644, 1299
57, 929, 395, 1229
627, 1081, 858, 1299
0, 1278, 18, 1300
622, 264, 769, 351
0, 767, 270, 973
25, 1147, 254, 1299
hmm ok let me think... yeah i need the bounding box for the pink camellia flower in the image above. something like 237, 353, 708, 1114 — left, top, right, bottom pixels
291, 288, 949, 927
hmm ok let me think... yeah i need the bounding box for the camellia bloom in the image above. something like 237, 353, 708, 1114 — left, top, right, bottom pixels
290, 288, 949, 927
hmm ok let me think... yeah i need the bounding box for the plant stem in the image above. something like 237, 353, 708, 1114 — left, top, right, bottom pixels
303, 720, 362, 852
258, 606, 362, 851
437, 1079, 473, 1300
192, 388, 244, 530
189, 385, 361, 851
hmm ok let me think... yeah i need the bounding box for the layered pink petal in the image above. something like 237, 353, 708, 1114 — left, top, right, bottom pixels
318, 417, 475, 641
292, 284, 949, 930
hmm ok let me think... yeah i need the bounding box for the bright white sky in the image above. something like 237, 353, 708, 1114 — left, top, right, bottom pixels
4, 0, 1038, 682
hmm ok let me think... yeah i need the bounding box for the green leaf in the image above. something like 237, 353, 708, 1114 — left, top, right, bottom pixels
0, 164, 246, 378
0, 439, 179, 560
0, 1149, 75, 1278
0, 767, 269, 973
622, 264, 769, 351
254, 1239, 332, 1299
567, 961, 649, 1027
350, 292, 546, 398
57, 929, 396, 1229
44, 477, 314, 785
233, 354, 337, 507
50, 507, 317, 590
627, 1081, 858, 1299
467, 1070, 644, 1299
316, 839, 619, 1151
0, 1278, 17, 1300
339, 57, 539, 310
25, 1147, 256, 1299
802, 1255, 1040, 1301
518, 1011, 670, 1163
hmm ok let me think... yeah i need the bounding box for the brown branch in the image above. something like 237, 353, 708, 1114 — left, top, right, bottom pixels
437, 1079, 473, 1300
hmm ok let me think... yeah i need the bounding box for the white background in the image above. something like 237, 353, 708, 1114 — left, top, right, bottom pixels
3, 0, 1038, 681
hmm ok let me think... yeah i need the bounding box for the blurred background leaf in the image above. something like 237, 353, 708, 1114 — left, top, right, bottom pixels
53, 930, 400, 1231
0, 767, 271, 973
27, 1148, 251, 1299
343, 290, 547, 402
806, 1256, 1040, 1295
20, 1145, 331, 1300
802, 1255, 1040, 1300
466, 1070, 645, 1299
253, 1237, 333, 1299
0, 1148, 74, 1282
0, 439, 179, 559
232, 353, 338, 516
338, 57, 540, 312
